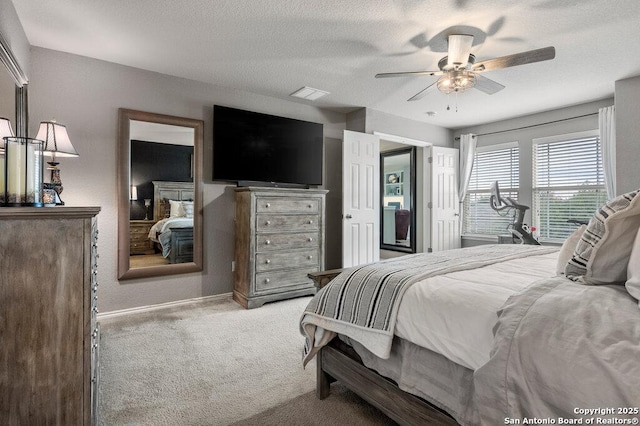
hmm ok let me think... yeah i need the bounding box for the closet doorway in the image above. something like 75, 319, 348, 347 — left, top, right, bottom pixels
380, 145, 416, 253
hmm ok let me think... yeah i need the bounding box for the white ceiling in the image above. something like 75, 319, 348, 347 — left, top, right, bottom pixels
12, 0, 640, 129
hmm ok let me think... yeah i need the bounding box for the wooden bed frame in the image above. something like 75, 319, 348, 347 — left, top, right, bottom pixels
309, 270, 459, 426
152, 181, 195, 264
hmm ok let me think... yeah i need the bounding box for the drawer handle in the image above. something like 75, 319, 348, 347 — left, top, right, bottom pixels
307, 237, 313, 242
265, 203, 271, 208
307, 255, 313, 260
265, 240, 271, 245
308, 204, 312, 208
265, 220, 271, 226
308, 220, 313, 224
264, 278, 270, 284
265, 259, 271, 264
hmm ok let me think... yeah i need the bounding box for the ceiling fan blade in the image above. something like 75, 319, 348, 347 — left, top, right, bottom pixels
473, 46, 555, 72
473, 74, 505, 95
407, 81, 437, 101
375, 70, 442, 78
447, 34, 474, 68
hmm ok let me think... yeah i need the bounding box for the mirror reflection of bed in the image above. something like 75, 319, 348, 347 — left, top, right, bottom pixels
129, 182, 195, 268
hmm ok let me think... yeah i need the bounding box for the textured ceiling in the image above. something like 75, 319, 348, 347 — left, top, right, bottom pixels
12, 0, 640, 129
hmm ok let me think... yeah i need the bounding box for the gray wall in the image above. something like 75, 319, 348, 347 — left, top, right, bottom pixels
365, 109, 452, 146
0, 0, 29, 79
27, 47, 346, 313
615, 75, 640, 194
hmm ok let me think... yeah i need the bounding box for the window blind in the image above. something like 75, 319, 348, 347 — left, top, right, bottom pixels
463, 144, 519, 235
533, 134, 606, 241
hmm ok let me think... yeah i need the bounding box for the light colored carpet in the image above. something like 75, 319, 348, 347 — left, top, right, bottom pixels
98, 296, 394, 425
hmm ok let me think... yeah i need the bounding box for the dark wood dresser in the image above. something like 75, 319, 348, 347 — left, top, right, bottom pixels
129, 219, 155, 255
234, 187, 327, 308
0, 207, 100, 425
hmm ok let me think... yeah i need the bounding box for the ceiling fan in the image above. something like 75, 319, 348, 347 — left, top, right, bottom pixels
375, 34, 555, 102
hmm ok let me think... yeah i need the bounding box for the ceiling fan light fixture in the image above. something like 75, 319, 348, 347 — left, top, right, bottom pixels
437, 70, 476, 94
446, 34, 474, 68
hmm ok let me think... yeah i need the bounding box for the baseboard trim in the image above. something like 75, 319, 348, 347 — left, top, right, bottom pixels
97, 293, 233, 320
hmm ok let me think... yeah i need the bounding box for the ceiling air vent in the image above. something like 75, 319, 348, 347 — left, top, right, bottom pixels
290, 86, 329, 101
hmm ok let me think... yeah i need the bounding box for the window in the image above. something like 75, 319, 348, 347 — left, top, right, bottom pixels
533, 130, 606, 242
463, 143, 519, 235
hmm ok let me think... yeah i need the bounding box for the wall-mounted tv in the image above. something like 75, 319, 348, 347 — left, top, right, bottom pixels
213, 105, 323, 186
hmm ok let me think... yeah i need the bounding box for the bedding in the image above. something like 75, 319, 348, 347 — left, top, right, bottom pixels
303, 240, 640, 424
148, 217, 193, 257
555, 224, 586, 275
345, 335, 477, 424
474, 277, 640, 424
301, 244, 557, 367
565, 189, 640, 284
625, 227, 640, 307
395, 250, 558, 370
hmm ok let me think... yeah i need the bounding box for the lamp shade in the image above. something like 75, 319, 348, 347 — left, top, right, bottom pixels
0, 117, 14, 141
36, 121, 79, 158
130, 185, 138, 201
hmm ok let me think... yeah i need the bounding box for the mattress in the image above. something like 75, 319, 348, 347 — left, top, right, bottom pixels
394, 250, 559, 370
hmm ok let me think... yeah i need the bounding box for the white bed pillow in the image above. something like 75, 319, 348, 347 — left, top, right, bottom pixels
556, 224, 586, 275
182, 201, 194, 218
626, 227, 640, 307
565, 189, 640, 284
169, 200, 186, 218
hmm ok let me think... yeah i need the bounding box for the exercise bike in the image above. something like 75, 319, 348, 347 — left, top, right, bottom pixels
489, 181, 540, 245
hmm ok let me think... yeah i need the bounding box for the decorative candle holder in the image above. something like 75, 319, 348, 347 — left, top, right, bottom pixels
2, 137, 44, 207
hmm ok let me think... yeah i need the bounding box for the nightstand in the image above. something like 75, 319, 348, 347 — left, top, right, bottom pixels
308, 268, 345, 289
130, 220, 155, 255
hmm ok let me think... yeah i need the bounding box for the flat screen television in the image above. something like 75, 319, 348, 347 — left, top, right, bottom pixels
213, 105, 323, 186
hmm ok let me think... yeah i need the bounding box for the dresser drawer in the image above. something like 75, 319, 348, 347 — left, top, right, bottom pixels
255, 248, 320, 272
256, 214, 319, 232
130, 221, 153, 240
256, 197, 320, 214
130, 231, 150, 243
256, 232, 319, 251
255, 267, 318, 293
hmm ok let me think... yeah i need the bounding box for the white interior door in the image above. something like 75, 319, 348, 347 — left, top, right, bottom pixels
342, 130, 380, 267
430, 146, 460, 251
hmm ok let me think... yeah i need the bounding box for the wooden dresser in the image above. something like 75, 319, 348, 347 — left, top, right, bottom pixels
234, 187, 327, 309
129, 220, 155, 255
0, 207, 101, 425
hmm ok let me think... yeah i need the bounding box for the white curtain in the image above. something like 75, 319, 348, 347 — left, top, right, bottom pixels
458, 133, 477, 203
599, 106, 616, 199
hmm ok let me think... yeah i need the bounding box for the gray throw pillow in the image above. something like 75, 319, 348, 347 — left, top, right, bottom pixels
565, 189, 640, 284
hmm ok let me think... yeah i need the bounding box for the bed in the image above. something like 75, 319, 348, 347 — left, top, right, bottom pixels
300, 190, 640, 425
147, 180, 195, 264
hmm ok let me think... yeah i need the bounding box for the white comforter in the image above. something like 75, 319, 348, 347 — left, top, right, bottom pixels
395, 250, 559, 370
148, 217, 193, 243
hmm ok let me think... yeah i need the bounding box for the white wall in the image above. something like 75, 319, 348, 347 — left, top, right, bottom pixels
27, 47, 346, 313
615, 75, 640, 194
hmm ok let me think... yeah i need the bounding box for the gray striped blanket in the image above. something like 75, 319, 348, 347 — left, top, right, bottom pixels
300, 244, 558, 366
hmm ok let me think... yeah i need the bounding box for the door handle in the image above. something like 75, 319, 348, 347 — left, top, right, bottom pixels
345, 214, 353, 219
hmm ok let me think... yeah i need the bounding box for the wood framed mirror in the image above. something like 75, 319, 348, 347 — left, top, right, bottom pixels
0, 30, 28, 137
118, 109, 204, 280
